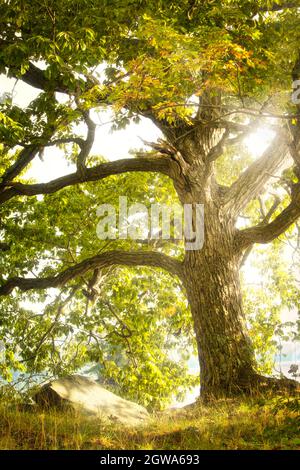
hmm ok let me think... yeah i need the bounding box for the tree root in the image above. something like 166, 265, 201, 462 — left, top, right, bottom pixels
197, 373, 299, 403
244, 373, 300, 396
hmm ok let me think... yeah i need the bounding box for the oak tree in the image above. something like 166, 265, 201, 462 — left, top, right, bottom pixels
1, 0, 300, 399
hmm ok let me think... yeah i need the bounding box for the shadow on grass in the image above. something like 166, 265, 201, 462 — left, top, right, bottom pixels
0, 396, 299, 450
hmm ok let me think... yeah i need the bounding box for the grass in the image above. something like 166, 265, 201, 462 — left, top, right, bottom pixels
0, 396, 299, 450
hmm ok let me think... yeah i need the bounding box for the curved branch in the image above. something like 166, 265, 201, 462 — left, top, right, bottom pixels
0, 250, 183, 296
14, 62, 69, 94
235, 189, 300, 249
0, 156, 173, 204
0, 146, 38, 190
0, 48, 96, 96
76, 111, 96, 173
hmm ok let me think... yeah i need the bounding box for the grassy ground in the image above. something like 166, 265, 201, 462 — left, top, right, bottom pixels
0, 396, 299, 450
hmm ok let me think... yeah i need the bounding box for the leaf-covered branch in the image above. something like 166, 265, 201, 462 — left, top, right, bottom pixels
0, 146, 38, 190
19, 62, 70, 94
2, 57, 85, 96
0, 250, 183, 296
0, 155, 173, 204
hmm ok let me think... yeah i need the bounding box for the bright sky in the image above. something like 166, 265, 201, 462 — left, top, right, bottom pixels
0, 74, 276, 179
0, 74, 162, 182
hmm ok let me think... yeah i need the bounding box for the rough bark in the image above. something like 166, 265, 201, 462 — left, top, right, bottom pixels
183, 233, 256, 398
181, 194, 298, 399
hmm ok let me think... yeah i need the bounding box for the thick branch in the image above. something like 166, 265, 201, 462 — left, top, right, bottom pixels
236, 188, 300, 249
0, 250, 183, 296
0, 146, 38, 190
223, 131, 290, 217
0, 156, 172, 204
1, 48, 95, 95
14, 62, 69, 94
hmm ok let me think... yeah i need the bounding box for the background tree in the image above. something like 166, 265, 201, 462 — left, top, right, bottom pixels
0, 0, 300, 400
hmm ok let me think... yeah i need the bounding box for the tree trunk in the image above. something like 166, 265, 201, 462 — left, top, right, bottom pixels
183, 245, 256, 399
171, 130, 298, 399
173, 141, 258, 398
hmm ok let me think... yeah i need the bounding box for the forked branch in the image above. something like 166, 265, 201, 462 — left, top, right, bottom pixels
236, 186, 300, 249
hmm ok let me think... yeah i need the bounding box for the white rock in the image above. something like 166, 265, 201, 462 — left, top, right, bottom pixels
34, 375, 149, 426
